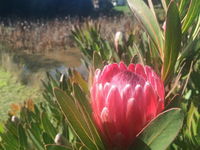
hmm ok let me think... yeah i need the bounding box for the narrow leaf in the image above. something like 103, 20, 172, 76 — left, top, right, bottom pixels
162, 1, 182, 81
41, 112, 57, 139
27, 123, 44, 150
165, 0, 171, 6
42, 132, 54, 145
45, 144, 71, 150
73, 83, 92, 114
93, 51, 103, 69
147, 0, 156, 18
128, 0, 164, 58
54, 88, 101, 150
179, 0, 190, 18
161, 0, 167, 13
71, 70, 88, 94
192, 14, 200, 39
0, 123, 4, 133
182, 0, 200, 33
18, 124, 28, 149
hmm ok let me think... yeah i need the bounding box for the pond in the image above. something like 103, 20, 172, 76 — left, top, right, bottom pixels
0, 45, 87, 120
0, 46, 87, 87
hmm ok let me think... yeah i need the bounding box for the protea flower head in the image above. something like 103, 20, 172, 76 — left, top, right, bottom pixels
90, 62, 165, 149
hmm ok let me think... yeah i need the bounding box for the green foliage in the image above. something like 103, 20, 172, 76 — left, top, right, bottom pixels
0, 71, 84, 150
162, 1, 182, 82
0, 68, 42, 121
71, 22, 113, 62
130, 109, 184, 150
71, 20, 138, 67
54, 88, 104, 150
128, 0, 164, 57
181, 0, 200, 33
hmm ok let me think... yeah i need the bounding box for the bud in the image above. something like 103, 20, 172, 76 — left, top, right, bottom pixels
59, 74, 64, 83
11, 116, 20, 124
54, 133, 65, 145
114, 31, 123, 53
162, 21, 166, 31
90, 62, 165, 149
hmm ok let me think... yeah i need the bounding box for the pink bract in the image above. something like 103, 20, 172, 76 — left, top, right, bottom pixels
90, 62, 165, 149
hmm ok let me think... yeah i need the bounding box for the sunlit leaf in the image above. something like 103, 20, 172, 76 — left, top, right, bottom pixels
128, 0, 164, 58
192, 14, 200, 40
0, 123, 4, 133
162, 1, 182, 82
54, 88, 104, 150
185, 102, 200, 144
161, 0, 167, 13
73, 83, 92, 114
130, 108, 184, 150
70, 70, 88, 94
182, 0, 200, 33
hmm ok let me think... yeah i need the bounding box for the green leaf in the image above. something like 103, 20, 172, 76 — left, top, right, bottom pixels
71, 70, 89, 94
0, 131, 19, 150
162, 1, 182, 82
161, 0, 167, 13
73, 83, 92, 114
41, 112, 57, 139
147, 0, 156, 18
18, 124, 28, 149
54, 88, 104, 150
0, 144, 4, 150
5, 120, 18, 138
178, 38, 199, 61
27, 123, 44, 150
93, 51, 103, 69
185, 102, 200, 143
182, 0, 200, 33
103, 41, 112, 60
128, 0, 164, 57
131, 108, 184, 150
192, 14, 200, 39
179, 0, 190, 18
0, 123, 4, 133
45, 144, 71, 150
165, 0, 171, 6
42, 132, 54, 145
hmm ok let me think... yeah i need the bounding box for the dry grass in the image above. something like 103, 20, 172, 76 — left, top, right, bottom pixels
0, 15, 137, 54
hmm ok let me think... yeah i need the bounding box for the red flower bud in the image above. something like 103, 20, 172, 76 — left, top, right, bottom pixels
91, 62, 165, 149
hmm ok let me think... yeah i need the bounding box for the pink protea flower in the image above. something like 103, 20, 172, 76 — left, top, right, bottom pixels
90, 62, 165, 149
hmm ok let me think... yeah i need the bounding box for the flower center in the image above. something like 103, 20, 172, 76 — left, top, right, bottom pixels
110, 70, 145, 89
